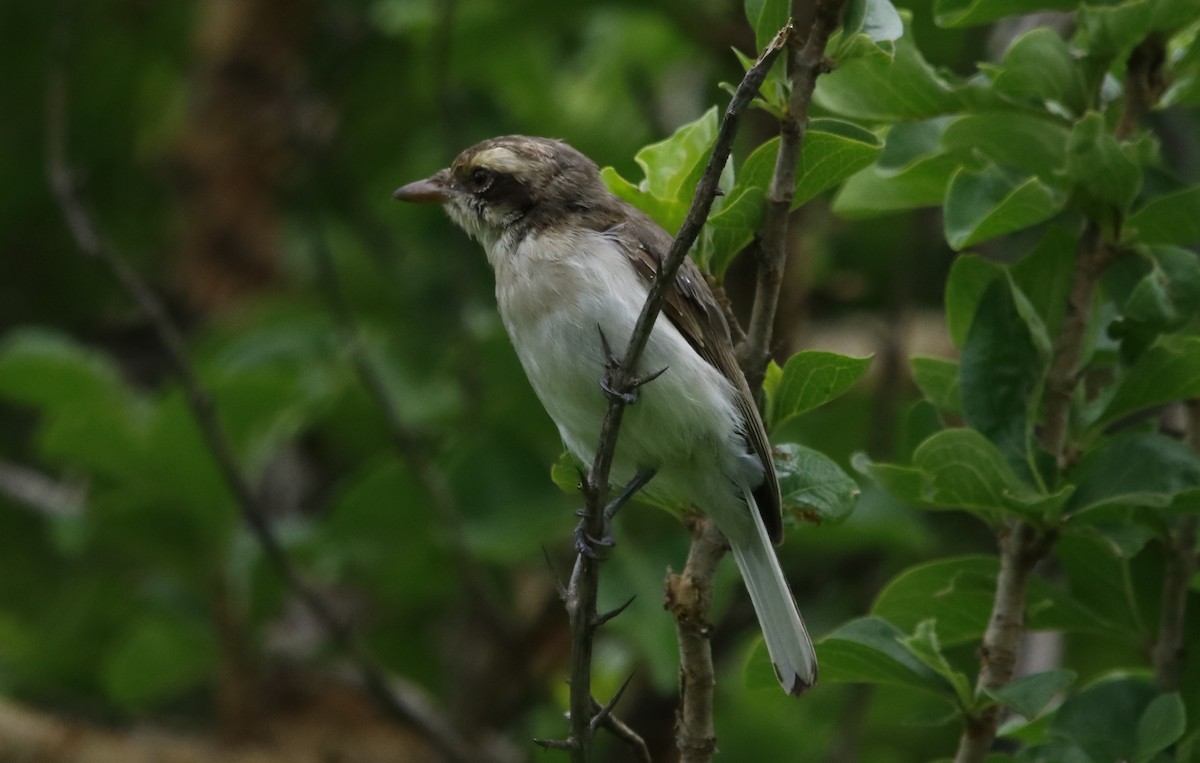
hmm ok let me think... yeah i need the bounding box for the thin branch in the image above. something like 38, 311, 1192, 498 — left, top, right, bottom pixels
590, 696, 653, 763
665, 516, 727, 763
953, 523, 1055, 763
1040, 221, 1110, 467
45, 18, 501, 763
666, 4, 847, 758
740, 0, 844, 394
549, 24, 793, 762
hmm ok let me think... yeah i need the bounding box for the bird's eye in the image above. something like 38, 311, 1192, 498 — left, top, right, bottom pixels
470, 168, 494, 190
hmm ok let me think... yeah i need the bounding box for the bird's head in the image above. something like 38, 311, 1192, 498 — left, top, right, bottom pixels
392, 136, 608, 250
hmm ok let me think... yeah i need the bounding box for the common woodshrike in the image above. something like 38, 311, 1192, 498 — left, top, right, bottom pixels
393, 136, 817, 694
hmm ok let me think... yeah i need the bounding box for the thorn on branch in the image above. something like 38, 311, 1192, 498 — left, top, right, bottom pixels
594, 596, 637, 628
589, 672, 636, 733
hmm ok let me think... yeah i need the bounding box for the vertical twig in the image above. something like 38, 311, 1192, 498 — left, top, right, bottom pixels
665, 517, 727, 763
662, 4, 846, 761
740, 0, 844, 393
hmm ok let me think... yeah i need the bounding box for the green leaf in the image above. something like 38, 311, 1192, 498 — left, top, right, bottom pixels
1136, 692, 1186, 761
834, 153, 963, 217
601, 108, 719, 233
1010, 227, 1078, 342
945, 254, 1005, 349
843, 0, 904, 43
941, 112, 1071, 181
986, 669, 1078, 719
1066, 112, 1142, 214
706, 185, 766, 277
943, 165, 1068, 250
1055, 533, 1148, 636
0, 328, 140, 417
871, 555, 1111, 646
816, 616, 956, 696
911, 356, 963, 415
872, 556, 999, 645
814, 20, 963, 120
1066, 432, 1200, 516
771, 350, 872, 427
551, 451, 584, 495
988, 28, 1089, 115
744, 0, 790, 51
793, 120, 884, 208
853, 429, 1065, 519
735, 120, 882, 204
1124, 186, 1200, 245
899, 620, 973, 707
1097, 337, 1200, 428
101, 613, 217, 709
1079, 0, 1200, 58
774, 442, 860, 524
1052, 678, 1159, 763
959, 278, 1043, 471
934, 0, 1078, 28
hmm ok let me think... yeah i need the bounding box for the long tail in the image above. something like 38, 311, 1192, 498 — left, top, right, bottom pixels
726, 494, 818, 695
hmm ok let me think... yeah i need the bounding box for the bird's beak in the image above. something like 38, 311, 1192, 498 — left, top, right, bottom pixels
392, 169, 452, 204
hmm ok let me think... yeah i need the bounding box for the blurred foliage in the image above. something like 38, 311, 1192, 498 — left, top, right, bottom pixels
1, 0, 1199, 761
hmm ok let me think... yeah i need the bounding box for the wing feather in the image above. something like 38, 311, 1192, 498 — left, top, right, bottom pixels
597, 205, 783, 543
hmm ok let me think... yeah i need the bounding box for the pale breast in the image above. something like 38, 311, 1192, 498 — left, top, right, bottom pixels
489, 228, 748, 496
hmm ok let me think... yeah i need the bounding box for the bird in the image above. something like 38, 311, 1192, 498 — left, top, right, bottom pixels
392, 135, 817, 695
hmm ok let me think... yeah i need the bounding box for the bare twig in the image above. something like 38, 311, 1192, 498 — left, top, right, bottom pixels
549, 24, 793, 762
953, 523, 1055, 763
740, 0, 844, 394
45, 16, 501, 763
665, 516, 728, 763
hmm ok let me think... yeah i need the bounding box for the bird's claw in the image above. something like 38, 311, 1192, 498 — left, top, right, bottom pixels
573, 519, 616, 558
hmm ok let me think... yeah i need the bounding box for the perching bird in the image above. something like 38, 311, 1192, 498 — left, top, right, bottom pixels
393, 136, 816, 694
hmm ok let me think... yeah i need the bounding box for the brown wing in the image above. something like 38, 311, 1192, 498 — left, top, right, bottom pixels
601, 204, 783, 544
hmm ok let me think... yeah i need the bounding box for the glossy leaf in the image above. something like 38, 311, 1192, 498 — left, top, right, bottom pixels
1136, 692, 1186, 760
941, 112, 1071, 182
910, 356, 962, 415
853, 429, 1067, 519
988, 28, 1089, 115
871, 555, 1112, 645
1065, 112, 1142, 213
1124, 185, 1200, 245
842, 0, 904, 44
959, 278, 1043, 470
1097, 337, 1200, 428
986, 669, 1078, 719
816, 616, 955, 696
943, 166, 1067, 250
945, 254, 1004, 349
899, 620, 972, 707
770, 350, 873, 427
814, 24, 963, 120
1066, 432, 1200, 516
1051, 678, 1159, 763
775, 442, 860, 524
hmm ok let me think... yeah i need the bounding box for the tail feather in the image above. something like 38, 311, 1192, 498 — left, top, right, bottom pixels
726, 495, 817, 695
